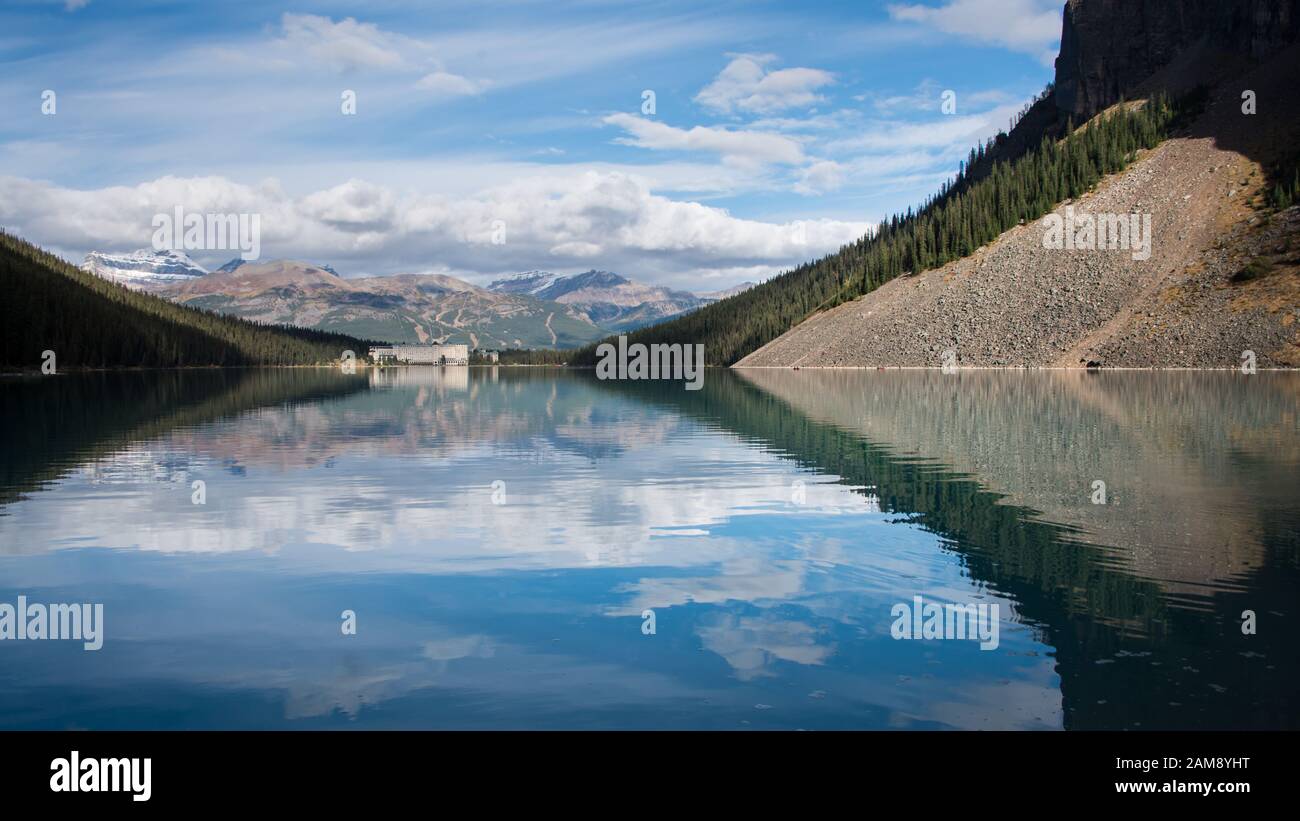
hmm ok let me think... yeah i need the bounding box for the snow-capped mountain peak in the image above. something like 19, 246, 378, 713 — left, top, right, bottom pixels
487, 270, 561, 296
82, 249, 207, 291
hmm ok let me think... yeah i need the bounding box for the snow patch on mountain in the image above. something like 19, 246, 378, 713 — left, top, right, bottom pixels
487, 270, 560, 296
216, 258, 338, 277
81, 249, 207, 290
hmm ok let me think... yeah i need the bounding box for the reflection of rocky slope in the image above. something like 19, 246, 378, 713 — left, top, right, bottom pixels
736, 369, 1300, 594
596, 370, 1299, 728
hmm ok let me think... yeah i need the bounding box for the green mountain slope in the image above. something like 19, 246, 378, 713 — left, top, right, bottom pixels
1, 232, 372, 370
569, 91, 1195, 366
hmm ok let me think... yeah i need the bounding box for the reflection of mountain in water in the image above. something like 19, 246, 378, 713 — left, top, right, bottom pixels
0, 369, 370, 510
591, 370, 1300, 729
737, 369, 1300, 597
2, 367, 1296, 729
0, 368, 688, 507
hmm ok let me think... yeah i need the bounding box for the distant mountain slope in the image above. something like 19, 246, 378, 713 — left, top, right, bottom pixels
154, 261, 607, 349
700, 282, 756, 301
1, 233, 369, 370
81, 249, 207, 290
488, 269, 720, 331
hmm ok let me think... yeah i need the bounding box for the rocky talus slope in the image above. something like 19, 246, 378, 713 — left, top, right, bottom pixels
738, 49, 1300, 369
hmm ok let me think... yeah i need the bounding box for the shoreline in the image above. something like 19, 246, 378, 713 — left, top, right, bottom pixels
0, 363, 571, 376
6, 363, 1299, 376
727, 364, 1300, 371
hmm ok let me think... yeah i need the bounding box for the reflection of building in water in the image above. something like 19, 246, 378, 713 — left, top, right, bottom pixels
368, 365, 469, 391
370, 344, 469, 365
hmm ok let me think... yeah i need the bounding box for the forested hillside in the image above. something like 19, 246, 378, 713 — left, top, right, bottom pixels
1, 232, 372, 370
571, 91, 1195, 366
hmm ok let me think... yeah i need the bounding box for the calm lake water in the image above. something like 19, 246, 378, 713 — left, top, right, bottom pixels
0, 367, 1296, 729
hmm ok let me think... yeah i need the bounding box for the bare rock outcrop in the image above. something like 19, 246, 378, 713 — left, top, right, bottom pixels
1055, 0, 1299, 118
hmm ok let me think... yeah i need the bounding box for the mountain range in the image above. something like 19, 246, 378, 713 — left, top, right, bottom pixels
487, 269, 752, 332
2, 232, 367, 371
78, 251, 753, 348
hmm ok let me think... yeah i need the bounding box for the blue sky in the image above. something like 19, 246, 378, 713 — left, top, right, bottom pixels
0, 0, 1063, 290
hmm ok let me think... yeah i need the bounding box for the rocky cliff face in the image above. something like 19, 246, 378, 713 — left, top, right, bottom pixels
1055, 0, 1299, 118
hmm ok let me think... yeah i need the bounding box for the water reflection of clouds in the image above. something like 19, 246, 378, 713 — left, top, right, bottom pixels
0, 374, 1063, 728
2, 416, 878, 573
695, 610, 835, 681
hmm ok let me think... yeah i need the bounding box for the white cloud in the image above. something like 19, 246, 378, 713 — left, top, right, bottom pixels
748, 109, 862, 133
416, 71, 487, 96
695, 54, 835, 114
603, 113, 806, 168
299, 179, 397, 230
0, 172, 869, 289
267, 15, 490, 96
549, 241, 602, 258
858, 79, 950, 114
887, 0, 1062, 65
794, 161, 845, 196
826, 103, 1024, 153
277, 13, 415, 72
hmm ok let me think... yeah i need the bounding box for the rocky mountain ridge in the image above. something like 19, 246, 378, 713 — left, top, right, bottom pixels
738, 3, 1300, 369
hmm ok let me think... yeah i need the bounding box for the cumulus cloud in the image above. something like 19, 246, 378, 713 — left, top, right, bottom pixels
603, 113, 806, 168
0, 172, 869, 288
695, 54, 835, 114
887, 0, 1062, 65
299, 179, 397, 231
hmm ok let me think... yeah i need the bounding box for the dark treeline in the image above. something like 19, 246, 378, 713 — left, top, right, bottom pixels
470, 347, 568, 366
1268, 152, 1300, 209
1, 231, 375, 371
570, 91, 1200, 366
